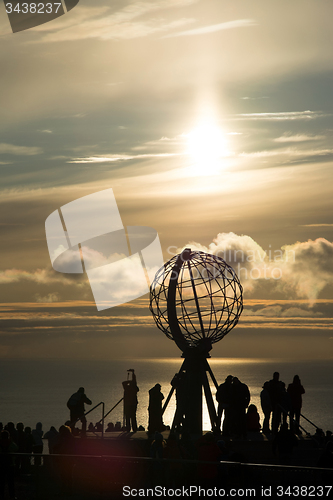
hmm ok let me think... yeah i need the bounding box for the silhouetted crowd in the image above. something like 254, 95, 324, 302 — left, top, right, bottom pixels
215, 371, 309, 439
0, 421, 46, 498
0, 369, 332, 498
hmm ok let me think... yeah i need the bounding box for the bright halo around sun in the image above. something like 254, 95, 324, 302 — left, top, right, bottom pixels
186, 123, 229, 176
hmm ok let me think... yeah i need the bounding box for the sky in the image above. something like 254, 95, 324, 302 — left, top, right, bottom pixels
0, 0, 333, 361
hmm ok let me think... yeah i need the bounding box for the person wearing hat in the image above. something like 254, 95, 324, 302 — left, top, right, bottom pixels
148, 384, 165, 434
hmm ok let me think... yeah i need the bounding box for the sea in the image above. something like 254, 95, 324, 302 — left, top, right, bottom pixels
0, 358, 332, 436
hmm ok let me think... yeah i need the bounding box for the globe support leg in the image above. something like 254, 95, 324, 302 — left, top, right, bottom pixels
200, 359, 218, 434
163, 355, 219, 435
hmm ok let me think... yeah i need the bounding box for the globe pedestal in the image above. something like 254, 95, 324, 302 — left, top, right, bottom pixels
163, 351, 219, 435
178, 355, 203, 434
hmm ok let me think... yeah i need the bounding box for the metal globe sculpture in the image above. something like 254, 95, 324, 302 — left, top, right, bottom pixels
149, 248, 243, 354
149, 248, 244, 435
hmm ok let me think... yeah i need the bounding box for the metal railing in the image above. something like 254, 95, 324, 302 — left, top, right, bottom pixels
74, 401, 105, 438
97, 397, 123, 426
77, 398, 124, 437
277, 403, 324, 443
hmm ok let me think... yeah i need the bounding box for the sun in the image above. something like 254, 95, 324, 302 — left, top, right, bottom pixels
186, 123, 229, 176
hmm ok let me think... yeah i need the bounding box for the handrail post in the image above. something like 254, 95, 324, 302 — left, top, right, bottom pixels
102, 402, 105, 439
97, 397, 124, 424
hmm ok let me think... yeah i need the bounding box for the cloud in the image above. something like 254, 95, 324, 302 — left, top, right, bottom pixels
0, 268, 81, 286
300, 224, 333, 227
68, 153, 181, 164
243, 305, 323, 318
178, 233, 333, 304
2, 234, 333, 311
241, 96, 269, 100
0, 143, 43, 156
178, 232, 269, 293
274, 133, 325, 143
162, 19, 257, 38
33, 1, 198, 43
233, 111, 327, 121
278, 238, 333, 303
35, 293, 60, 303
239, 148, 333, 165
131, 134, 186, 151
239, 148, 333, 159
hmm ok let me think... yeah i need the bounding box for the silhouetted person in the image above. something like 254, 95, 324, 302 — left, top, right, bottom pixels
171, 371, 187, 431
164, 433, 183, 487
267, 372, 284, 434
260, 381, 272, 433
179, 429, 195, 460
44, 426, 59, 454
0, 430, 18, 500
5, 423, 17, 445
196, 432, 221, 486
15, 422, 26, 472
230, 377, 250, 439
272, 422, 298, 465
150, 432, 165, 460
314, 427, 326, 447
280, 382, 291, 427
325, 430, 332, 442
67, 387, 92, 435
54, 425, 75, 495
106, 422, 114, 432
122, 369, 139, 432
54, 425, 75, 455
148, 383, 164, 433
16, 422, 25, 447
95, 422, 103, 432
246, 404, 261, 432
24, 427, 34, 452
288, 375, 305, 434
32, 422, 43, 466
149, 432, 166, 486
216, 375, 233, 435
23, 427, 34, 473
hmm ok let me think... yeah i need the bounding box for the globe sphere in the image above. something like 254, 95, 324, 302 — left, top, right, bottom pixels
149, 249, 243, 350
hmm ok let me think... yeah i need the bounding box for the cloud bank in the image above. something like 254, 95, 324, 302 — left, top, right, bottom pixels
1, 234, 333, 308
178, 233, 333, 304
33, 0, 198, 43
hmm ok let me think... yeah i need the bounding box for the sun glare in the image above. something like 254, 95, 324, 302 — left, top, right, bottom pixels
186, 123, 229, 176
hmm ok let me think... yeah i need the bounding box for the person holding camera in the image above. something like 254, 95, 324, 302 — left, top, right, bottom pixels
122, 369, 139, 433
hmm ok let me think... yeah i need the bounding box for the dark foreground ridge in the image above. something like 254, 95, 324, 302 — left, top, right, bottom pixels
2, 430, 332, 500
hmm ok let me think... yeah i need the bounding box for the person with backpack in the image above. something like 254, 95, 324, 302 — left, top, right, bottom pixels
67, 387, 92, 435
